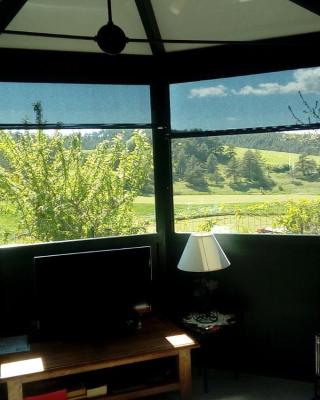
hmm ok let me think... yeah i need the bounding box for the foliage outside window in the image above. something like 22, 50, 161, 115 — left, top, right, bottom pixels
170, 67, 320, 235
0, 81, 155, 246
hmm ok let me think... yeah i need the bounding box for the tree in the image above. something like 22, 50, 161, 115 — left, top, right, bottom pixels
185, 164, 208, 191
206, 153, 218, 174
32, 101, 45, 125
241, 150, 262, 182
225, 156, 241, 184
288, 91, 320, 125
0, 129, 152, 243
196, 142, 209, 162
224, 145, 237, 161
173, 148, 187, 180
275, 199, 320, 234
287, 92, 320, 161
295, 153, 317, 178
241, 149, 273, 189
140, 170, 154, 195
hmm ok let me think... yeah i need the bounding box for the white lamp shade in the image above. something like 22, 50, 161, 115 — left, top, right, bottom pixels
177, 233, 230, 272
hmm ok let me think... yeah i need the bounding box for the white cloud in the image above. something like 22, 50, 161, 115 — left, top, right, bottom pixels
293, 68, 320, 93
189, 85, 228, 98
233, 67, 320, 96
188, 67, 320, 99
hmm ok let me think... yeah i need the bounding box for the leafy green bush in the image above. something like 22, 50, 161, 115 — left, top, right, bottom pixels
0, 129, 152, 243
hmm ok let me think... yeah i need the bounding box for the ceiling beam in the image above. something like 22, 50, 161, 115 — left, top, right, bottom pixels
289, 0, 320, 16
0, 0, 28, 32
134, 0, 165, 55
162, 30, 320, 83
0, 48, 156, 84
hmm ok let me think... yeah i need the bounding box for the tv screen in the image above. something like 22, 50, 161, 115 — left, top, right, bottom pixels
33, 246, 152, 341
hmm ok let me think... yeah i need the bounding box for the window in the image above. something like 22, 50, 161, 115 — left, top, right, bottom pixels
170, 67, 320, 235
0, 83, 155, 246
170, 67, 320, 131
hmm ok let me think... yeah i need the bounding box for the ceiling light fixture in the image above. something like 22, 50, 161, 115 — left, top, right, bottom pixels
96, 0, 128, 55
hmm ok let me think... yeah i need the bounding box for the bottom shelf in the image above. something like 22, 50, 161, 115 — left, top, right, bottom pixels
22, 382, 180, 400
104, 382, 180, 400
23, 359, 179, 400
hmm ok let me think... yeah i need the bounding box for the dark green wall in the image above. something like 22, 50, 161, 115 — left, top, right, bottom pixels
168, 233, 320, 380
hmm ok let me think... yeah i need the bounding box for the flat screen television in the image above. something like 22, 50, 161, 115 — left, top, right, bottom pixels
33, 246, 152, 341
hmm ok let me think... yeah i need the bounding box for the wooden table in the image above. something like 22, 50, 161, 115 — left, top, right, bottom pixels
0, 316, 199, 400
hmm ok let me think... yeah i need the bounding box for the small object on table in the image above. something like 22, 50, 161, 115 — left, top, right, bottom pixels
182, 311, 236, 333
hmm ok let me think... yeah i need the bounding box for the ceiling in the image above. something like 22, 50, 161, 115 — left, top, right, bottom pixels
0, 0, 319, 56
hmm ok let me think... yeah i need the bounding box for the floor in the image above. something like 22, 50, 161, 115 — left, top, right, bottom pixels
152, 368, 314, 400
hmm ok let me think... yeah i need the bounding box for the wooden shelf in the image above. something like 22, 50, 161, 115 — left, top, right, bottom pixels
65, 382, 180, 400
105, 382, 180, 400
0, 316, 198, 400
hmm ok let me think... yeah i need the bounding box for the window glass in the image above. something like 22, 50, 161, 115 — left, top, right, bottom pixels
0, 83, 151, 125
172, 129, 320, 235
0, 82, 155, 246
171, 66, 320, 235
170, 67, 320, 131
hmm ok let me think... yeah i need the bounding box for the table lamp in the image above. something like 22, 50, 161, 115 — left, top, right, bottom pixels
177, 232, 230, 272
177, 232, 230, 322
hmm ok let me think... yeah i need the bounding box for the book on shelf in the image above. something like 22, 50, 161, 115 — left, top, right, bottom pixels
24, 389, 67, 400
86, 385, 107, 398
67, 387, 86, 399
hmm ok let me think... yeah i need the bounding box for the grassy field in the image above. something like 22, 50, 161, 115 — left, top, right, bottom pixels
234, 147, 320, 165
135, 193, 320, 206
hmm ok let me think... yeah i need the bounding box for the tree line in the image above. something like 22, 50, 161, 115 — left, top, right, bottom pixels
172, 135, 320, 192
71, 129, 320, 157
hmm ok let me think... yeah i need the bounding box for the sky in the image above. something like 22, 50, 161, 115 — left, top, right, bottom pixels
170, 66, 320, 131
0, 66, 320, 131
0, 83, 151, 125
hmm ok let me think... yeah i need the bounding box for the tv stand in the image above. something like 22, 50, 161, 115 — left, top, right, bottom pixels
0, 317, 198, 400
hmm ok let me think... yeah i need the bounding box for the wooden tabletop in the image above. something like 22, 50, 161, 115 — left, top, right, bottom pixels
0, 316, 199, 383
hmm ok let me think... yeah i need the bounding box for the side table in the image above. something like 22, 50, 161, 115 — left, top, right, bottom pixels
181, 311, 239, 393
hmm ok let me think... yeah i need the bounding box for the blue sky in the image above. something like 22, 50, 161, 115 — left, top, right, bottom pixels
0, 83, 151, 125
170, 67, 320, 131
0, 67, 319, 130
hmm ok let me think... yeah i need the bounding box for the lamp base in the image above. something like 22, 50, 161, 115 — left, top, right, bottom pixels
193, 276, 219, 316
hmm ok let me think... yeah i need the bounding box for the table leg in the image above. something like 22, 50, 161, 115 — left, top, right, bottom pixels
178, 349, 192, 400
7, 381, 23, 400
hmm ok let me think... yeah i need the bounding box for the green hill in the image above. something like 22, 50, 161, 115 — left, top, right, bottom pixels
234, 147, 320, 166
